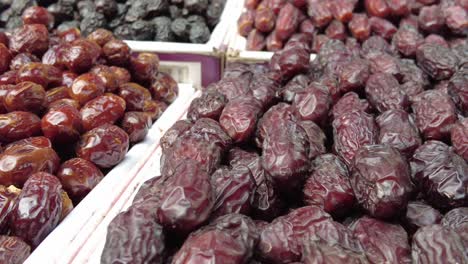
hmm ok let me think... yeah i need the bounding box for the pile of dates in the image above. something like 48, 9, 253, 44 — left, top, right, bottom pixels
0, 0, 226, 43
102, 4, 467, 262
238, 0, 468, 51
0, 7, 178, 263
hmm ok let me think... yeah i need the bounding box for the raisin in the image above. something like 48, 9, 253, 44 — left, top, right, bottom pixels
349, 216, 412, 263
448, 65, 468, 115
10, 172, 63, 248
157, 160, 214, 235
337, 57, 371, 94
351, 144, 414, 219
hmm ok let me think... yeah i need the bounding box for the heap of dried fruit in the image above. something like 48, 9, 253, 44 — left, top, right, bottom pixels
239, 0, 468, 51
102, 7, 467, 262
0, 7, 178, 261
0, 0, 226, 43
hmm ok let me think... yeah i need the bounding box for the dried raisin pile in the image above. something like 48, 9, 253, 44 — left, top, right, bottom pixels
100, 1, 468, 262
0, 0, 227, 43
239, 0, 468, 52
0, 7, 179, 258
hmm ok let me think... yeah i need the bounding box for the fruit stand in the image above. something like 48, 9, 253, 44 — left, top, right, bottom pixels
0, 0, 466, 264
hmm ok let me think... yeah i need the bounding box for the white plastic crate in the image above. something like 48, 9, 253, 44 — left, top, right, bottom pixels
24, 84, 197, 264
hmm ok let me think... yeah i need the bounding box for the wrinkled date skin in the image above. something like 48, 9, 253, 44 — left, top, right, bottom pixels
4, 82, 46, 114
410, 140, 467, 211
303, 154, 355, 218
220, 96, 263, 143
292, 83, 331, 126
44, 86, 71, 107
411, 90, 458, 141
299, 120, 326, 160
402, 200, 442, 236
172, 214, 257, 264
416, 43, 459, 81
10, 172, 63, 248
0, 137, 60, 186
190, 118, 232, 150
56, 158, 104, 203
332, 110, 378, 166
276, 3, 300, 40
80, 94, 126, 131
211, 165, 255, 218
161, 133, 222, 177
0, 236, 31, 264
0, 111, 42, 143
255, 103, 296, 148
301, 220, 368, 264
331, 92, 370, 120
442, 207, 468, 241
451, 118, 468, 161
69, 73, 106, 105
89, 65, 119, 93
16, 62, 62, 89
412, 225, 466, 264
0, 186, 20, 232
351, 144, 413, 219
365, 73, 409, 113
8, 24, 49, 56
41, 104, 83, 144
376, 109, 422, 157
258, 206, 333, 263
101, 204, 165, 264
160, 120, 192, 153
349, 216, 412, 264
129, 53, 159, 84
149, 72, 178, 104
228, 148, 284, 221
187, 90, 227, 121
118, 82, 151, 112
157, 160, 214, 236
121, 112, 152, 144
76, 124, 129, 168
261, 120, 310, 192
270, 46, 309, 81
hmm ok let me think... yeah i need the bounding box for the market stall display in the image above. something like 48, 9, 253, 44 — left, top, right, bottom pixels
0, 0, 227, 43
233, 0, 468, 54
99, 19, 467, 262
0, 7, 179, 262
